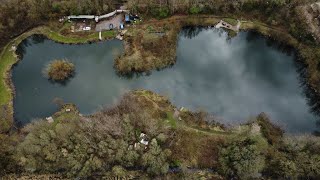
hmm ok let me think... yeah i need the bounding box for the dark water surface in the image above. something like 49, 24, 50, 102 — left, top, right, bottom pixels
13, 29, 319, 133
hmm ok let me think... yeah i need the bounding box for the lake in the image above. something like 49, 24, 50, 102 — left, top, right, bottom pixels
13, 28, 319, 133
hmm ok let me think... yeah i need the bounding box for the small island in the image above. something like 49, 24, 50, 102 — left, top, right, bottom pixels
45, 59, 75, 81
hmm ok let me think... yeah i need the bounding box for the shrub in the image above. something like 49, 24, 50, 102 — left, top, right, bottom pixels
158, 7, 170, 19
151, 7, 170, 19
189, 6, 202, 14
0, 105, 13, 133
256, 113, 284, 145
296, 153, 320, 178
141, 139, 171, 175
218, 137, 265, 179
45, 59, 75, 81
265, 151, 298, 179
0, 134, 19, 176
111, 166, 127, 177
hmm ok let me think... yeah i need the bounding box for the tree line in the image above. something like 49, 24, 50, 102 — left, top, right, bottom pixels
0, 0, 317, 49
126, 0, 316, 44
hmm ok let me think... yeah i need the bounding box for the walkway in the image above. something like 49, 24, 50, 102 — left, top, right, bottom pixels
67, 9, 129, 22
215, 20, 241, 32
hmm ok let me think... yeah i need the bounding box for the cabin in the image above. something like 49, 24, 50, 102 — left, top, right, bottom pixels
139, 133, 149, 146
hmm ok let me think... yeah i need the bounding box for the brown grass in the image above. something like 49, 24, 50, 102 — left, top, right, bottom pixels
46, 59, 75, 81
170, 128, 224, 168
114, 16, 222, 75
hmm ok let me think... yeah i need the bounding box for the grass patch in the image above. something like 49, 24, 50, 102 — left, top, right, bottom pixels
223, 18, 238, 26
0, 27, 40, 107
165, 111, 176, 129
44, 28, 115, 43
170, 128, 224, 168
51, 104, 80, 126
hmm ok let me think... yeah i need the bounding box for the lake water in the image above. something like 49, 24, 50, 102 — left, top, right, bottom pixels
13, 28, 319, 133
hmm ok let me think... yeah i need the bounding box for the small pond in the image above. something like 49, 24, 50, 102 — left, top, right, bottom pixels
13, 28, 319, 133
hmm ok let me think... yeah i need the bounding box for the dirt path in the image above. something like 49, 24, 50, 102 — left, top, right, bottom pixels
96, 14, 123, 31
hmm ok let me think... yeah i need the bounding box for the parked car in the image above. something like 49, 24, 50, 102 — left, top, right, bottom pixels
83, 26, 91, 31
120, 23, 124, 30
109, 23, 114, 30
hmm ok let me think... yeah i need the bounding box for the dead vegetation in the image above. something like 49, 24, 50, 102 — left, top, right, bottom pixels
170, 128, 224, 168
45, 59, 75, 82
114, 21, 179, 75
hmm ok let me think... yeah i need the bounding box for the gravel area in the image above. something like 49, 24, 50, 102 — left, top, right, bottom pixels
95, 14, 123, 31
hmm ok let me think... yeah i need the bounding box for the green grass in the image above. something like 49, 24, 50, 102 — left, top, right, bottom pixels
223, 18, 238, 26
53, 112, 79, 124
165, 111, 177, 129
0, 28, 39, 106
44, 28, 116, 43
0, 45, 14, 106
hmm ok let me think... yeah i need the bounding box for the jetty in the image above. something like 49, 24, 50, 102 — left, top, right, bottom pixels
215, 20, 241, 32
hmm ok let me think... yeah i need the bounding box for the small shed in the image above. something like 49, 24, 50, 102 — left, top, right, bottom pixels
140, 139, 149, 146
46, 117, 54, 123
139, 133, 149, 146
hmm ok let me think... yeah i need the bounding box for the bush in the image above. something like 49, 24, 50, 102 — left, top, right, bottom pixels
0, 105, 13, 133
189, 6, 202, 14
141, 139, 171, 175
111, 166, 127, 177
45, 59, 75, 81
151, 7, 170, 19
265, 151, 298, 179
218, 137, 265, 179
296, 153, 320, 178
0, 134, 19, 176
256, 113, 284, 145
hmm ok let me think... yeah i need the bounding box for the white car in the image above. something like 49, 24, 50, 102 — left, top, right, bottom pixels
83, 27, 91, 31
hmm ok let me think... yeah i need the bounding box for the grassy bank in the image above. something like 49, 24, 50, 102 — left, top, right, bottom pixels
0, 26, 115, 131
